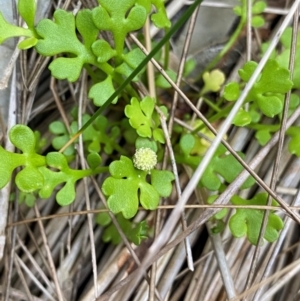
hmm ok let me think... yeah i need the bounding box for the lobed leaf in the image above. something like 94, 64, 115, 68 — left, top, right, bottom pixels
125, 96, 166, 142
236, 60, 293, 117
39, 152, 92, 205
35, 9, 95, 81
177, 136, 255, 191
0, 125, 46, 191
229, 193, 284, 245
102, 156, 174, 218
92, 0, 147, 55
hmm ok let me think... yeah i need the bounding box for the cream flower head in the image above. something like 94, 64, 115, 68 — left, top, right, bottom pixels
133, 147, 157, 172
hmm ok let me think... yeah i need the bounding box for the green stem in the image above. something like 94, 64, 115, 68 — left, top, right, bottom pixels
202, 3, 246, 74
201, 96, 221, 113
247, 123, 280, 131
163, 28, 170, 70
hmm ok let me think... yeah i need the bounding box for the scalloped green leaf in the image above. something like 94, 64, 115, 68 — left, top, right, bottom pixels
76, 9, 99, 48
239, 60, 293, 117
92, 1, 147, 55
35, 9, 95, 82
229, 193, 284, 245
102, 156, 173, 218
97, 212, 149, 245
176, 141, 255, 191
125, 96, 154, 138
38, 152, 92, 205
0, 125, 46, 190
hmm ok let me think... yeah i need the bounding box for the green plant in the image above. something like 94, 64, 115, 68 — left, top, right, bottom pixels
0, 0, 294, 247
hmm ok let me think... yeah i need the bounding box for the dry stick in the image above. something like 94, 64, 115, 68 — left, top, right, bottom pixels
4, 199, 18, 301
34, 205, 65, 301
253, 190, 300, 301
131, 25, 300, 224
8, 203, 300, 227
16, 235, 56, 293
13, 255, 35, 301
0, 69, 17, 263
193, 184, 236, 300
97, 104, 300, 301
77, 71, 99, 299
14, 254, 57, 301
164, 3, 201, 273
158, 106, 194, 273
27, 56, 51, 92
243, 6, 300, 299
50, 78, 71, 133
2, 69, 17, 301
230, 257, 300, 301
144, 16, 160, 301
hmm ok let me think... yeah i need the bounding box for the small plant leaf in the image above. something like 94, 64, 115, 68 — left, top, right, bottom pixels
255, 129, 271, 146
38, 152, 92, 205
155, 69, 176, 88
233, 109, 252, 126
102, 156, 173, 218
0, 125, 46, 190
238, 60, 293, 117
177, 138, 255, 191
87, 153, 102, 169
251, 15, 265, 28
76, 9, 99, 48
18, 0, 36, 30
92, 1, 147, 55
35, 9, 95, 82
286, 126, 300, 157
252, 1, 266, 14
92, 40, 116, 63
223, 82, 240, 101
18, 37, 38, 50
115, 48, 146, 80
150, 0, 171, 28
125, 96, 154, 138
89, 75, 117, 106
0, 12, 34, 44
229, 193, 284, 245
